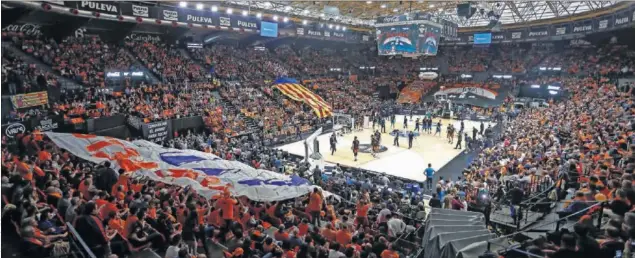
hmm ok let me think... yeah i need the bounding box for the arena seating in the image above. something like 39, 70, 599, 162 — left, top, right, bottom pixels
3, 26, 635, 258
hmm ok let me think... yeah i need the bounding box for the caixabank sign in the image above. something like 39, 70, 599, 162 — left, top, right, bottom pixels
444, 3, 635, 45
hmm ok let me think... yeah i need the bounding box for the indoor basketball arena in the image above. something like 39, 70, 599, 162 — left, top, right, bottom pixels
1, 1, 634, 258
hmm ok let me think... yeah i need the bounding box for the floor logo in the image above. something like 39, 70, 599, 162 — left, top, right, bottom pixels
358, 144, 388, 153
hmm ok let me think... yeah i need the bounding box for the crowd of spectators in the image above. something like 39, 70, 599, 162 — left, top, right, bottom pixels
2, 49, 58, 95
12, 34, 138, 87
127, 40, 208, 83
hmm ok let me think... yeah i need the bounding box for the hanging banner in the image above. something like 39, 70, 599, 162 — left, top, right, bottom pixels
10, 91, 49, 109
30, 115, 63, 132
45, 132, 316, 201
142, 120, 172, 143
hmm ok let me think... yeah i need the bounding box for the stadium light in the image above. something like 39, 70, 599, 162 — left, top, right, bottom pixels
285, 6, 291, 11
303, 9, 309, 14
429, 4, 435, 8
381, 4, 386, 8
283, 17, 289, 22
273, 15, 279, 21
320, 13, 325, 17
196, 3, 203, 10
211, 5, 218, 12
179, 1, 187, 7
335, 25, 341, 30
366, 1, 372, 4
242, 10, 248, 16
328, 24, 333, 29
256, 12, 262, 18
226, 8, 233, 14
302, 20, 307, 25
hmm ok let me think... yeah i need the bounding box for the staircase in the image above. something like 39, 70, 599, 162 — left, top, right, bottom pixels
2, 42, 83, 89
122, 48, 163, 84
213, 89, 260, 135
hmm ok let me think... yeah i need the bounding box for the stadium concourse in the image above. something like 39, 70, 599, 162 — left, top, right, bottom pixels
2, 1, 635, 258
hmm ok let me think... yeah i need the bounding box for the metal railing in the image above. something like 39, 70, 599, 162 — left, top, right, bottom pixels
65, 222, 97, 258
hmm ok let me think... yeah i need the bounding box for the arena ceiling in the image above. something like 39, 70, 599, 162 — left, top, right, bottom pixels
165, 1, 618, 27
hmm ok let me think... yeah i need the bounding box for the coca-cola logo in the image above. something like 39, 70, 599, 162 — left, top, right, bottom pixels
382, 16, 401, 23
2, 23, 43, 37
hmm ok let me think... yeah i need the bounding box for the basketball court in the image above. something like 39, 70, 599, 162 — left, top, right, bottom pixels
276, 115, 496, 182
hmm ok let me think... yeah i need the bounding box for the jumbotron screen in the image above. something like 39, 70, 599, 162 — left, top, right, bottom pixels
376, 24, 440, 56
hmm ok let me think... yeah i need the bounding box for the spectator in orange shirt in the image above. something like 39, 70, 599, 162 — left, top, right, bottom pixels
217, 190, 238, 235
356, 200, 371, 228
308, 187, 323, 227
336, 224, 353, 246
380, 243, 399, 258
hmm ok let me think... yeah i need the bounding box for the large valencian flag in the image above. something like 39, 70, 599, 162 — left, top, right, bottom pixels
45, 132, 318, 201
272, 78, 332, 118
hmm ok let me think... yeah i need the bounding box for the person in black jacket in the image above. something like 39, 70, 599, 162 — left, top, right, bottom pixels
74, 202, 111, 257
94, 162, 118, 192
429, 193, 442, 208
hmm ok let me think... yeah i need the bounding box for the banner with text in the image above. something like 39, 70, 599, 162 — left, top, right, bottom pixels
142, 120, 173, 142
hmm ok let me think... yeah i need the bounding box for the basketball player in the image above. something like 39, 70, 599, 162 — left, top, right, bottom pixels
330, 133, 337, 155
447, 124, 454, 144
371, 134, 378, 158
390, 114, 396, 128
393, 131, 399, 147
434, 120, 442, 136
414, 118, 420, 132
403, 116, 408, 129
352, 136, 359, 161
408, 131, 414, 149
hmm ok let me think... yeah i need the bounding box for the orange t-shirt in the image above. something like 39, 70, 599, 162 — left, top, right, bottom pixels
38, 151, 52, 162
357, 204, 370, 217
322, 228, 336, 242
124, 215, 139, 238
108, 218, 125, 236
196, 208, 206, 225
100, 202, 118, 220
336, 230, 352, 246
308, 193, 322, 212
218, 197, 237, 220
381, 250, 399, 258
298, 223, 309, 237
207, 208, 221, 226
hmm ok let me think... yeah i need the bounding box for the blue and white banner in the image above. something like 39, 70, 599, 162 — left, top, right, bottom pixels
45, 132, 316, 201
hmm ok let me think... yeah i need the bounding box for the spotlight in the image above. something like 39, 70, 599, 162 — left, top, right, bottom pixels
328, 24, 333, 29
429, 4, 435, 8
242, 10, 248, 16
342, 26, 347, 31
179, 2, 187, 7
283, 17, 289, 22
320, 13, 325, 17
227, 8, 233, 14
285, 6, 291, 11
366, 1, 372, 4
273, 15, 278, 21
335, 25, 340, 30
380, 4, 386, 8
302, 20, 307, 25
256, 12, 262, 18
303, 9, 309, 14
196, 3, 203, 10
211, 6, 218, 12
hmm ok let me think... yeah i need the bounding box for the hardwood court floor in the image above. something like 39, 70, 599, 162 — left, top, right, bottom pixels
277, 115, 496, 182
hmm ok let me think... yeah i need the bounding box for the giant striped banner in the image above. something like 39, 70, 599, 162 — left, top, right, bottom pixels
273, 83, 333, 118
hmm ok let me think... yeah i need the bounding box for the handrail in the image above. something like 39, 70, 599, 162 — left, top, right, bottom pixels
66, 222, 97, 258
499, 201, 604, 239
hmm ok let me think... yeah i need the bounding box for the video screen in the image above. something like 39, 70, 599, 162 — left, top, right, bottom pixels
260, 22, 278, 38
376, 24, 440, 56
474, 33, 492, 44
